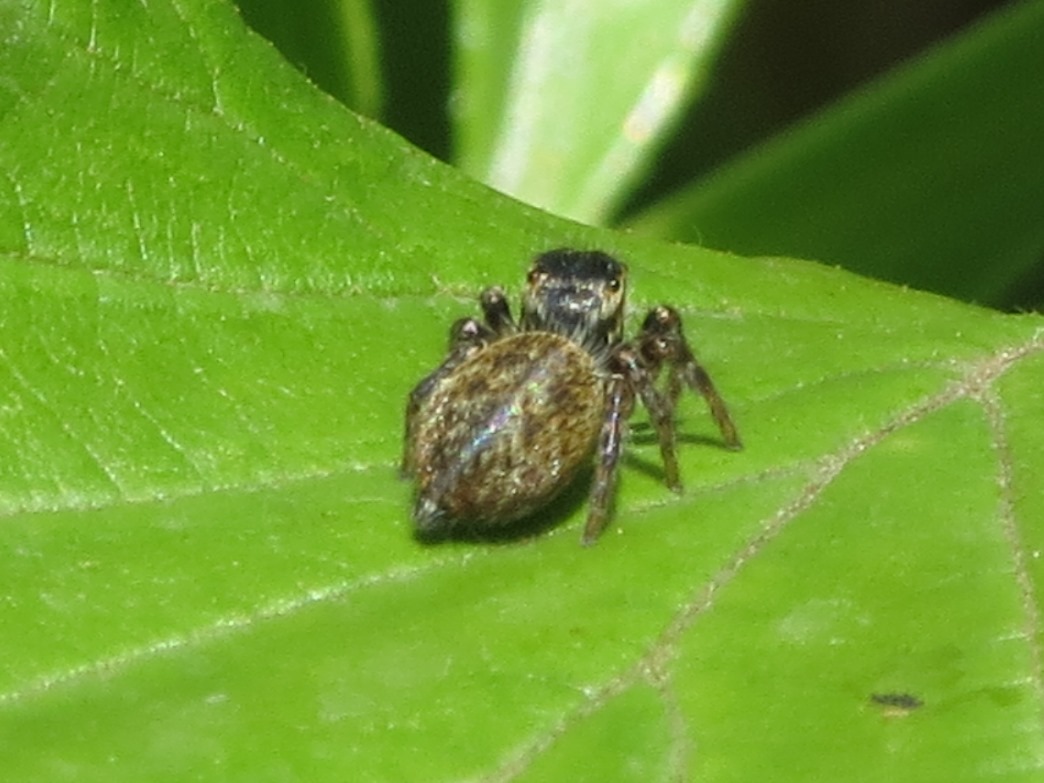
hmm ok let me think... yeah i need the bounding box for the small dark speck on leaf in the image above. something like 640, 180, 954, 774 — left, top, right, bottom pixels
870, 692, 924, 714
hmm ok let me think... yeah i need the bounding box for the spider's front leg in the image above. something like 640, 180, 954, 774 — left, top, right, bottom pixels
584, 345, 682, 544
613, 345, 683, 491
583, 372, 631, 545
479, 286, 519, 335
638, 305, 742, 450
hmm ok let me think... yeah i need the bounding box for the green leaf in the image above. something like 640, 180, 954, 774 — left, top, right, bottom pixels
236, 0, 383, 118
452, 0, 747, 224
627, 1, 1044, 308
2, 1, 1044, 782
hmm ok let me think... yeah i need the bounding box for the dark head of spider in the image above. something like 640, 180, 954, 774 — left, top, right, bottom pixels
521, 249, 625, 348
401, 248, 742, 546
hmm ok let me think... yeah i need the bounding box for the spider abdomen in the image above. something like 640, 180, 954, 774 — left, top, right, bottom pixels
409, 331, 604, 530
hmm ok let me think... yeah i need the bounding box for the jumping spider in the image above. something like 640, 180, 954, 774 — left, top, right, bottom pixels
402, 248, 741, 545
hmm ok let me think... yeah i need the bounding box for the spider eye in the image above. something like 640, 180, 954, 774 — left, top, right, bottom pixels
608, 277, 622, 292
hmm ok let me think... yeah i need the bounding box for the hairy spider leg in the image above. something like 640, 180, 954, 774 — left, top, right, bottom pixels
639, 306, 742, 450
479, 286, 518, 335
583, 372, 630, 545
583, 345, 682, 544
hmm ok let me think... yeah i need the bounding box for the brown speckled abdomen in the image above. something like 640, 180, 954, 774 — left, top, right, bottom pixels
409, 332, 604, 529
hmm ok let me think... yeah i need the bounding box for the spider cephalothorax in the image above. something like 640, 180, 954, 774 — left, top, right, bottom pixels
520, 249, 626, 348
402, 248, 741, 545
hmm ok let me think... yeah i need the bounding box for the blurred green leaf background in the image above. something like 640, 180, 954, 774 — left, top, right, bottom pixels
238, 0, 1043, 310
